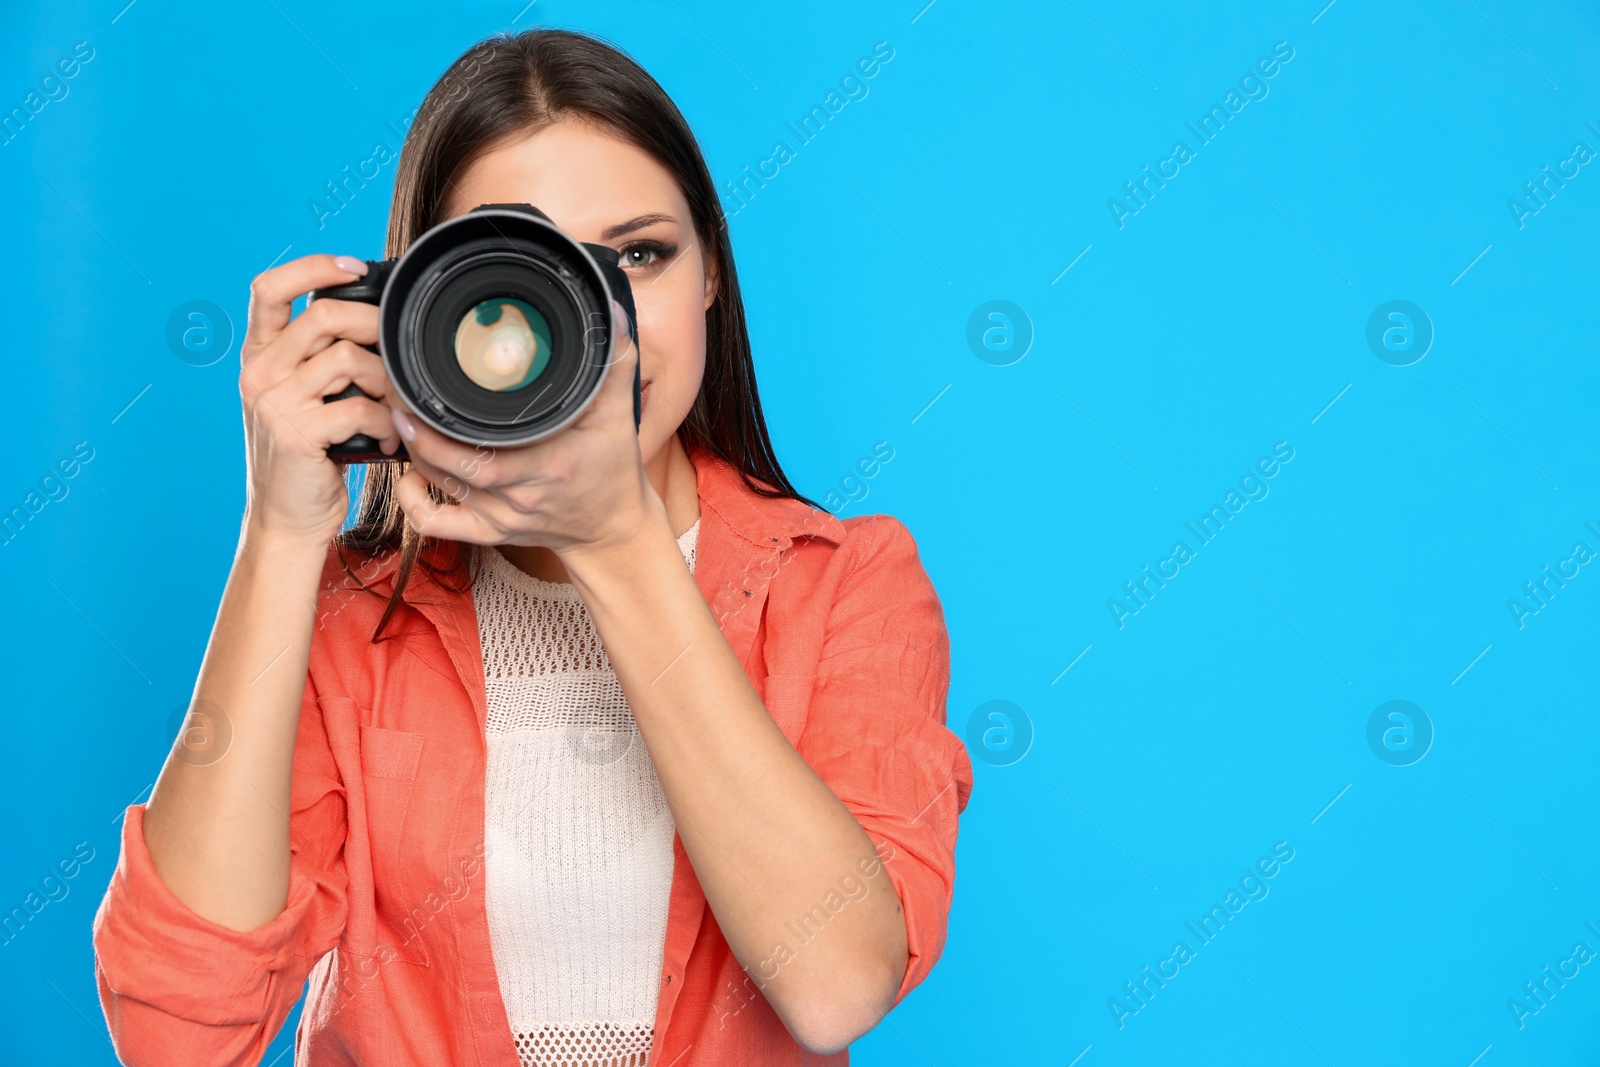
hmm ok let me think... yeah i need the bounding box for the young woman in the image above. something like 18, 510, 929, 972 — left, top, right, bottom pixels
93, 28, 971, 1067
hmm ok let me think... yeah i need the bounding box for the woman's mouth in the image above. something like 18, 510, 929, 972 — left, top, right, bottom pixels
641, 379, 653, 410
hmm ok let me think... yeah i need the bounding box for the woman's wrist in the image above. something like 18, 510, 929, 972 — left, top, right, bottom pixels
232, 520, 334, 646
557, 493, 675, 585
240, 514, 335, 572
555, 472, 671, 572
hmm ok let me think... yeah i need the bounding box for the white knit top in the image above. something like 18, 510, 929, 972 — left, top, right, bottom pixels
473, 519, 699, 1067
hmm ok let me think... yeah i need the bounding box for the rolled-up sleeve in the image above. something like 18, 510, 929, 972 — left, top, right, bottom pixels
798, 514, 974, 1007
92, 671, 350, 1066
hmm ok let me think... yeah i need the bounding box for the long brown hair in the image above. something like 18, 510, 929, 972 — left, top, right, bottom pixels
337, 27, 818, 640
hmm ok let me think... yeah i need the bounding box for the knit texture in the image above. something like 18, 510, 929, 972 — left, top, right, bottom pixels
474, 519, 699, 1067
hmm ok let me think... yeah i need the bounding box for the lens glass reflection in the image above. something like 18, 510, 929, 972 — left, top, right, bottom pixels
453, 298, 551, 391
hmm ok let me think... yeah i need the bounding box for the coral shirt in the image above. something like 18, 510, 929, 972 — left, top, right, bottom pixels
92, 445, 974, 1066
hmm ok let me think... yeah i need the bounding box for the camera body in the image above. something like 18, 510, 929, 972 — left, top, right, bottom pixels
309, 203, 640, 463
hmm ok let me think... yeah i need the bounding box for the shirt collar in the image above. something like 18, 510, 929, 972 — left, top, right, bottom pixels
687, 443, 845, 553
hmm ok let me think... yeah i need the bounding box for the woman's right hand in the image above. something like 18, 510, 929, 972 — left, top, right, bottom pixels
238, 254, 401, 548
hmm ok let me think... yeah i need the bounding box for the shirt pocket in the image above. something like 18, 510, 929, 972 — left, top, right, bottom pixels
357, 723, 430, 967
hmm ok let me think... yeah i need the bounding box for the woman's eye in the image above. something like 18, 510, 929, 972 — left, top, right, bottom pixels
619, 241, 676, 270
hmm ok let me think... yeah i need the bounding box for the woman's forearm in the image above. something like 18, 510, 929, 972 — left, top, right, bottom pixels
140, 527, 328, 933
562, 508, 908, 1053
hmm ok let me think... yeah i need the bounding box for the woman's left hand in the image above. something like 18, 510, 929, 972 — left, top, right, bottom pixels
389, 301, 657, 557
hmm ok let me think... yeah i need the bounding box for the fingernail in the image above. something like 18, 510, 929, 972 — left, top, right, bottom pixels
334, 255, 369, 276
612, 300, 631, 338
391, 408, 416, 442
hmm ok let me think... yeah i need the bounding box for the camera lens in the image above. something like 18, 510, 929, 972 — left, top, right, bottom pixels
375, 205, 631, 447
452, 297, 552, 392
313, 205, 638, 463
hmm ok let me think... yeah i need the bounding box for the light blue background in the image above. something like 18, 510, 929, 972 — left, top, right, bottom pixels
2, 1, 1598, 1064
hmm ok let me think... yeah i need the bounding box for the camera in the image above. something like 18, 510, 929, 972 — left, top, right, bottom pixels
308, 203, 640, 463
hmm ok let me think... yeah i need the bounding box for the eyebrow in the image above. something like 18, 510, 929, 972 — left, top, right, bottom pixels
599, 213, 679, 241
